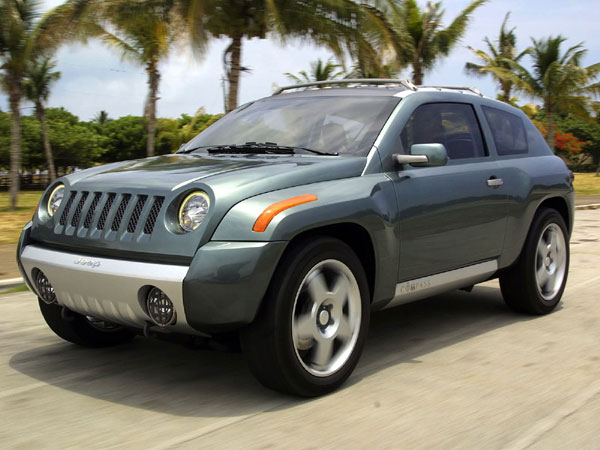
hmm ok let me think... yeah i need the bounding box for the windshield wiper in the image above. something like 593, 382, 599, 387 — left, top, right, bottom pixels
180, 142, 338, 156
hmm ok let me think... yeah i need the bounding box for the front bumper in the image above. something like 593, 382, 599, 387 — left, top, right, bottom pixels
18, 238, 287, 335
20, 245, 197, 334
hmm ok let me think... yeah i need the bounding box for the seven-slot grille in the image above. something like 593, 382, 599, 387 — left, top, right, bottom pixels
57, 190, 164, 236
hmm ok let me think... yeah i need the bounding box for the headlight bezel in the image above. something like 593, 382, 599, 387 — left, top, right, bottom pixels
178, 190, 210, 232
46, 183, 65, 218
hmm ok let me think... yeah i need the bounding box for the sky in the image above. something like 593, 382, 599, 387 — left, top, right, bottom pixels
2, 0, 600, 121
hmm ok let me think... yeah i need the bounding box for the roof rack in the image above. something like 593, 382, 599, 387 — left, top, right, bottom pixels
273, 79, 418, 95
418, 85, 484, 97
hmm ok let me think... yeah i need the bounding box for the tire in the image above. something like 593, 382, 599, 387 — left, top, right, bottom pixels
38, 299, 136, 347
241, 236, 370, 397
500, 208, 569, 315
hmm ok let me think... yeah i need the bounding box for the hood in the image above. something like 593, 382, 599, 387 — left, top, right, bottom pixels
66, 153, 367, 196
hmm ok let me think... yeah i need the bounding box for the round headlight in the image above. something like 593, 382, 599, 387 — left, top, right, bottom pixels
47, 184, 65, 217
178, 191, 210, 232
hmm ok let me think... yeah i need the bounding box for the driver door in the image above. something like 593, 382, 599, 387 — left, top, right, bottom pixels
392, 102, 508, 282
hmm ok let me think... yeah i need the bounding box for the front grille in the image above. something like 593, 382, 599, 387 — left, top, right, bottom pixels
83, 193, 101, 228
97, 193, 116, 230
144, 197, 164, 234
59, 192, 77, 226
55, 190, 165, 238
128, 195, 147, 232
111, 194, 131, 231
71, 192, 89, 227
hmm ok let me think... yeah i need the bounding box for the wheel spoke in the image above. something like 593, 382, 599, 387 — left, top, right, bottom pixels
537, 242, 546, 261
549, 229, 559, 252
537, 264, 549, 287
307, 270, 328, 303
336, 315, 352, 342
330, 273, 350, 317
312, 337, 334, 367
294, 314, 315, 341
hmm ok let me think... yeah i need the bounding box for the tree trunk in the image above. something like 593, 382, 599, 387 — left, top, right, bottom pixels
145, 62, 160, 157
8, 82, 22, 211
501, 81, 511, 103
226, 35, 243, 113
36, 102, 57, 184
412, 61, 423, 85
545, 104, 555, 152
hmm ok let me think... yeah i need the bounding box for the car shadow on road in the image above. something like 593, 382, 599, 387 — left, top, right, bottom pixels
9, 284, 542, 417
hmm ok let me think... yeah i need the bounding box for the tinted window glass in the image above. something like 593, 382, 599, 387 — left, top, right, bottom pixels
482, 106, 528, 155
182, 96, 398, 156
401, 103, 486, 159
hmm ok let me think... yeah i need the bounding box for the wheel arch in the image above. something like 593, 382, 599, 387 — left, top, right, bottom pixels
537, 196, 572, 234
285, 222, 377, 303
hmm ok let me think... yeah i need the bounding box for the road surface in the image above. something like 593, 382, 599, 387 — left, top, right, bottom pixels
1, 210, 599, 449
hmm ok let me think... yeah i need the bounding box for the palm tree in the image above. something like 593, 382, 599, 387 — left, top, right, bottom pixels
284, 58, 345, 84
179, 0, 384, 112
24, 56, 60, 183
506, 36, 600, 150
0, 0, 91, 209
90, 0, 179, 157
374, 0, 488, 85
465, 12, 528, 103
93, 110, 110, 125
0, 0, 39, 210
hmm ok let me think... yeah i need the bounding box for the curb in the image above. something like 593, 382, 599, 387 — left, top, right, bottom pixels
575, 203, 600, 210
0, 277, 24, 289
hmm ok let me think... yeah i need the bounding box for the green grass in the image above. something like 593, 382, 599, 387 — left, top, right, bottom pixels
0, 191, 42, 245
0, 285, 28, 295
573, 173, 600, 196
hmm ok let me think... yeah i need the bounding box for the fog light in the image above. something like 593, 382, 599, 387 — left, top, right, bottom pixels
35, 270, 57, 304
146, 287, 176, 327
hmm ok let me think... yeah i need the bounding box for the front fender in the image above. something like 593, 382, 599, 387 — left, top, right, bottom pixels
211, 174, 400, 306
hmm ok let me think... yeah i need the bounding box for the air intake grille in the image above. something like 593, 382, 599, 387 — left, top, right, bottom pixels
127, 195, 147, 233
53, 190, 165, 239
144, 197, 164, 234
83, 193, 101, 228
111, 194, 131, 231
59, 192, 77, 226
97, 193, 116, 230
71, 192, 89, 227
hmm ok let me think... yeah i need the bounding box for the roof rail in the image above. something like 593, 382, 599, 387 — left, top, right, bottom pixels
272, 79, 418, 95
418, 85, 484, 97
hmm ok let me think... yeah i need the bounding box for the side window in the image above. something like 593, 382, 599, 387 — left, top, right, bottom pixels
400, 103, 487, 160
482, 106, 528, 155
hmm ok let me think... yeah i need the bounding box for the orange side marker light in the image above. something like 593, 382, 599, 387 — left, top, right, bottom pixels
253, 194, 318, 232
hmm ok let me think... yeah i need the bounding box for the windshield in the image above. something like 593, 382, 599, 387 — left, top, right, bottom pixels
181, 95, 399, 156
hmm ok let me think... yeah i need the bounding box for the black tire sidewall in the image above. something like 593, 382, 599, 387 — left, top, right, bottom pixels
517, 208, 570, 314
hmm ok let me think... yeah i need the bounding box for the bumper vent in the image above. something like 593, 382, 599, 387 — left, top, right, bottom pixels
56, 190, 165, 238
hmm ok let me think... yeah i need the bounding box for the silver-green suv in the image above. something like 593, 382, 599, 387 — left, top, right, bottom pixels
17, 80, 574, 396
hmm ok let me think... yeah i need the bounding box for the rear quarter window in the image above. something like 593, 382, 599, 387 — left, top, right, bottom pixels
482, 106, 528, 155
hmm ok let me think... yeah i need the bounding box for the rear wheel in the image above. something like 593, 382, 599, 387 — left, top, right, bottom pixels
241, 237, 370, 397
38, 299, 136, 347
500, 208, 569, 315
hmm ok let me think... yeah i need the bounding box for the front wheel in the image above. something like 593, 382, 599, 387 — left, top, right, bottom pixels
241, 237, 370, 397
500, 208, 569, 315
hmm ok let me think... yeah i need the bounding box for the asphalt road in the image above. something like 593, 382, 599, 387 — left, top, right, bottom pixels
1, 210, 599, 450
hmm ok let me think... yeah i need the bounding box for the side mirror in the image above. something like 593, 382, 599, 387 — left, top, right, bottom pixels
394, 143, 448, 167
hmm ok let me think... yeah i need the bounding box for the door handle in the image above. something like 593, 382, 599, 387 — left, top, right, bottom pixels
487, 177, 504, 188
